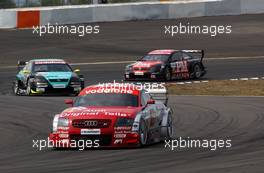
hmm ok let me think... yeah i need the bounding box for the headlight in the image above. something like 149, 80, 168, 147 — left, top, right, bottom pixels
58, 117, 69, 127
52, 114, 60, 132
70, 76, 80, 85
150, 65, 162, 72
53, 116, 69, 132
115, 118, 134, 127
34, 76, 47, 83
125, 65, 133, 71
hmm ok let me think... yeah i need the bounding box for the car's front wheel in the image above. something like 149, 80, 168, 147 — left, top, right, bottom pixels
12, 80, 20, 95
166, 114, 173, 139
26, 80, 32, 96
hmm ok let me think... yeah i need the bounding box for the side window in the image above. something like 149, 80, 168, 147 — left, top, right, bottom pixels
182, 53, 192, 60
141, 90, 151, 106
171, 52, 182, 62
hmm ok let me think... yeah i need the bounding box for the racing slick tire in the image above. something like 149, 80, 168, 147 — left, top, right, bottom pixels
163, 67, 171, 81
139, 120, 148, 146
193, 64, 202, 79
161, 113, 173, 140
12, 80, 20, 95
26, 80, 33, 96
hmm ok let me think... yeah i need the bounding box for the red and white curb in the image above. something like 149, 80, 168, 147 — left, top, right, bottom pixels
168, 76, 264, 85
171, 80, 209, 85
230, 77, 264, 81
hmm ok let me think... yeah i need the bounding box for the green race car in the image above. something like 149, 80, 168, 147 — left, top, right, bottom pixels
13, 59, 85, 96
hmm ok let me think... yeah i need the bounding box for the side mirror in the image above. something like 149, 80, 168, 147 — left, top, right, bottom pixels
64, 99, 73, 106
147, 99, 155, 104
74, 69, 80, 74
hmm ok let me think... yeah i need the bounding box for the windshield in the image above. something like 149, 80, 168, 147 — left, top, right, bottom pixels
33, 64, 72, 72
74, 93, 138, 107
141, 54, 169, 62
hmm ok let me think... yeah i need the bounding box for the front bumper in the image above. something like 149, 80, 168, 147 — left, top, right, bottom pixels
124, 71, 164, 81
31, 82, 81, 95
49, 131, 140, 149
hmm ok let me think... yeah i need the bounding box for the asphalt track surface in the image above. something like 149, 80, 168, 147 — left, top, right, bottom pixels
0, 14, 264, 173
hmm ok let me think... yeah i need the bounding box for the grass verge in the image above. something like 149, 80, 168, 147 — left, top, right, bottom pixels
167, 80, 264, 96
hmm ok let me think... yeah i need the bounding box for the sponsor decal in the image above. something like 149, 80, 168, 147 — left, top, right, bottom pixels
35, 61, 66, 64
57, 127, 69, 130
85, 88, 133, 95
81, 129, 101, 135
52, 84, 66, 88
114, 139, 123, 144
114, 126, 131, 130
61, 110, 130, 117
134, 71, 144, 76
114, 134, 127, 138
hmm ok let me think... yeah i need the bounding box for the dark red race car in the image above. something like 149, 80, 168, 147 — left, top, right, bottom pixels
49, 83, 173, 149
124, 49, 206, 81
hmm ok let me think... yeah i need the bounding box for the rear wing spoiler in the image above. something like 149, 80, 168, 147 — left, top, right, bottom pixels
182, 49, 204, 62
145, 87, 168, 106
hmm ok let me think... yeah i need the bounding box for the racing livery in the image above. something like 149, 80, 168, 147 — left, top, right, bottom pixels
13, 59, 84, 95
124, 49, 206, 81
49, 83, 173, 148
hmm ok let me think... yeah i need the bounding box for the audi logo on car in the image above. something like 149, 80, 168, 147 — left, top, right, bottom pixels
84, 120, 98, 127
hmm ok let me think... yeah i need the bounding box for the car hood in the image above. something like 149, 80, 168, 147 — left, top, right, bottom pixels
59, 106, 142, 120
132, 61, 163, 69
36, 72, 72, 87
36, 72, 72, 80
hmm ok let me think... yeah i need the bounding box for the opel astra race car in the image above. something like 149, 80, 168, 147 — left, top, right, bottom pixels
124, 49, 206, 81
12, 59, 85, 96
49, 83, 173, 149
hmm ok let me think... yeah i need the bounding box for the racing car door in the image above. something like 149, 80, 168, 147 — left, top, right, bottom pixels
169, 52, 189, 79
141, 90, 162, 138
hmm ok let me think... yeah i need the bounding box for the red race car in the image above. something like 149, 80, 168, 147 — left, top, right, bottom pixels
49, 83, 173, 149
124, 49, 206, 81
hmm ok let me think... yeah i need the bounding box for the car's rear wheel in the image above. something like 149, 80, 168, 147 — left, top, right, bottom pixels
164, 67, 171, 81
193, 64, 202, 79
139, 120, 148, 146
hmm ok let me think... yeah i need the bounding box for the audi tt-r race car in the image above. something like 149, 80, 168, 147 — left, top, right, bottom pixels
12, 59, 85, 96
124, 49, 206, 81
49, 83, 173, 148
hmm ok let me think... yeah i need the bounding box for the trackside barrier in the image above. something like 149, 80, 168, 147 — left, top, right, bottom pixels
0, 0, 264, 28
